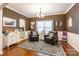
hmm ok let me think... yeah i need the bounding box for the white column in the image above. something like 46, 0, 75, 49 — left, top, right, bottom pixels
0, 10, 3, 55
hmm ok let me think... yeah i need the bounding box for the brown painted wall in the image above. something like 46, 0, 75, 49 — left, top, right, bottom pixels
3, 7, 30, 32
29, 14, 67, 31
3, 7, 67, 32
66, 3, 79, 34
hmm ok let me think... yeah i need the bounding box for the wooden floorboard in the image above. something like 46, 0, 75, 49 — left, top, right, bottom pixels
1, 44, 39, 56
1, 40, 79, 56
60, 41, 79, 56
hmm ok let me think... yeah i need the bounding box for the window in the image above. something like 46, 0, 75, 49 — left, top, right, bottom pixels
36, 21, 44, 33
19, 19, 25, 31
36, 20, 54, 34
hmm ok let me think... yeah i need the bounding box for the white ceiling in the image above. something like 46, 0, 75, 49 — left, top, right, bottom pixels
6, 3, 73, 18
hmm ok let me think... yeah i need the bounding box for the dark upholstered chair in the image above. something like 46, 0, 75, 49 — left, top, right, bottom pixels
28, 31, 39, 42
44, 31, 58, 45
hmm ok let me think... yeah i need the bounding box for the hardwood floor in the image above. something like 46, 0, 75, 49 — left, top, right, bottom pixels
2, 45, 39, 56
1, 40, 79, 56
60, 41, 79, 56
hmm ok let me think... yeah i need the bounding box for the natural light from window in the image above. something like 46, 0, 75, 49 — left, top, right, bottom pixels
36, 20, 54, 34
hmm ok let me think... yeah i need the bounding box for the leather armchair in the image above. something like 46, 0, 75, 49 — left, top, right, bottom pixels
44, 31, 58, 45
28, 31, 39, 42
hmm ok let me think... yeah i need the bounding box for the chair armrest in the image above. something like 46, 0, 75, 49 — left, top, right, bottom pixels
44, 34, 49, 37
44, 35, 49, 39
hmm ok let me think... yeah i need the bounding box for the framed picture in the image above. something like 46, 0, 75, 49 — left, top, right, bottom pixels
3, 17, 16, 27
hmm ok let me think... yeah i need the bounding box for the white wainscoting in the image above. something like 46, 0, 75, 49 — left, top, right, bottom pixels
67, 32, 79, 52
58, 31, 63, 41
58, 31, 79, 52
0, 10, 3, 55
25, 31, 30, 39
0, 36, 3, 54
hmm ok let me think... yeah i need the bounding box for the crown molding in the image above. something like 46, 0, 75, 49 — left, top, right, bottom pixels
0, 3, 8, 10
5, 6, 28, 18
65, 3, 76, 13
5, 3, 76, 18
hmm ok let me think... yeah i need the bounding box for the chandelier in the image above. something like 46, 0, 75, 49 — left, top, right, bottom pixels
37, 8, 45, 18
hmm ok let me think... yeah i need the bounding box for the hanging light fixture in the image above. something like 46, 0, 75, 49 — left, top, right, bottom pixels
37, 8, 45, 18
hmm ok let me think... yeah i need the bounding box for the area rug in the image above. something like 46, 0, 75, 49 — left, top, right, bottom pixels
18, 41, 65, 56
